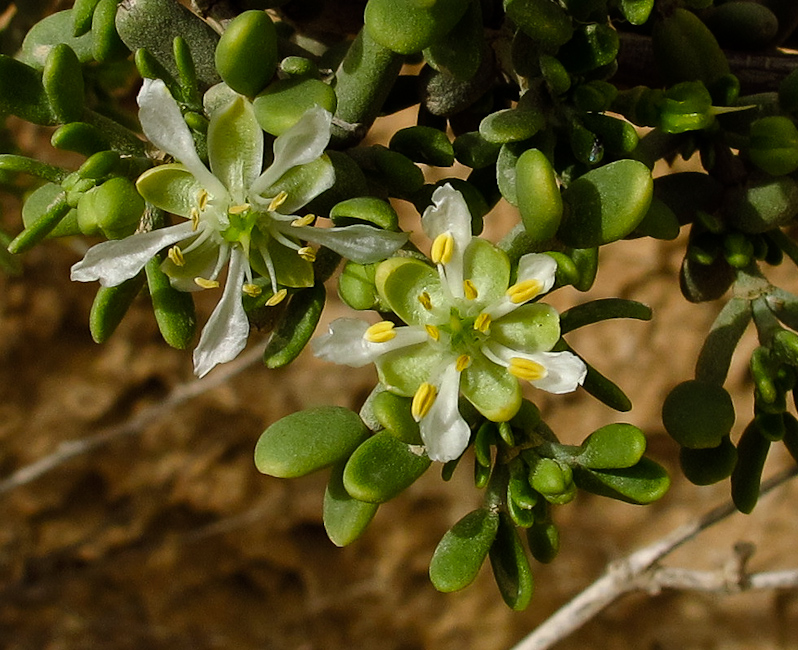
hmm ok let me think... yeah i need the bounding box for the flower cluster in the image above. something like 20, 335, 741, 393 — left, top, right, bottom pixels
314, 184, 587, 462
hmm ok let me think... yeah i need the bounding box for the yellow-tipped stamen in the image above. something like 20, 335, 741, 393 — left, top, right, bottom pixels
265, 288, 288, 306
242, 283, 262, 297
268, 191, 289, 212
194, 276, 220, 289
425, 324, 440, 341
197, 189, 209, 211
228, 203, 250, 215
463, 279, 478, 301
430, 232, 455, 265
298, 246, 316, 262
418, 291, 433, 310
167, 245, 185, 267
364, 321, 397, 343
291, 214, 315, 227
411, 382, 437, 421
190, 207, 200, 231
455, 354, 472, 372
508, 357, 547, 381
506, 279, 544, 304
474, 312, 491, 334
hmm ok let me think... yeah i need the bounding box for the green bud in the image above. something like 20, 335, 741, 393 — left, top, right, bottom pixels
255, 406, 369, 478
78, 150, 120, 180
722, 231, 754, 269
679, 436, 738, 486
662, 379, 735, 449
529, 457, 574, 501
659, 81, 715, 134
215, 10, 278, 97
80, 177, 145, 239
323, 460, 379, 547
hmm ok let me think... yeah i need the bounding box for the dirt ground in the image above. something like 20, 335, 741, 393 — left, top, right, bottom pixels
1, 120, 798, 650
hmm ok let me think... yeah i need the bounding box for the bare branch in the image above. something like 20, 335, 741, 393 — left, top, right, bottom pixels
509, 465, 798, 650
0, 343, 266, 496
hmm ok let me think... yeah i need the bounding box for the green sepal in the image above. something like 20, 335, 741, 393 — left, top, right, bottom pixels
375, 256, 441, 326
43, 43, 85, 124
92, 0, 130, 63
573, 458, 670, 505
255, 406, 370, 478
528, 457, 575, 504
371, 391, 422, 445
489, 512, 534, 611
679, 436, 738, 486
8, 188, 71, 254
215, 10, 278, 98
89, 271, 147, 343
342, 430, 431, 503
0, 55, 57, 125
731, 421, 771, 514
559, 298, 651, 334
576, 423, 647, 470
330, 197, 399, 231
145, 257, 197, 350
0, 155, 68, 183
429, 507, 500, 593
389, 126, 454, 167
262, 283, 326, 369
323, 460, 379, 547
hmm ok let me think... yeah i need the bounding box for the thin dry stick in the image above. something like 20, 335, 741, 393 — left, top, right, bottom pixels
0, 343, 266, 496
510, 465, 798, 650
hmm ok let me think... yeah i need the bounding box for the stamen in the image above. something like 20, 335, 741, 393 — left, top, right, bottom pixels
508, 357, 547, 382
463, 279, 478, 301
265, 288, 288, 306
242, 283, 262, 297
474, 312, 491, 334
298, 246, 316, 262
167, 245, 185, 267
197, 189, 209, 211
411, 382, 437, 421
291, 214, 315, 227
418, 291, 433, 310
228, 203, 250, 215
268, 191, 289, 212
364, 321, 396, 343
425, 324, 440, 341
194, 276, 220, 289
455, 354, 472, 372
190, 207, 200, 231
430, 232, 455, 265
506, 279, 544, 304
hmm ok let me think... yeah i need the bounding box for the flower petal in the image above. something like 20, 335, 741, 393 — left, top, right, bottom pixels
313, 319, 428, 367
419, 363, 471, 462
527, 350, 587, 394
291, 223, 408, 265
136, 164, 203, 218
249, 105, 333, 195
516, 253, 557, 294
192, 246, 250, 377
421, 183, 472, 247
137, 78, 226, 198
70, 222, 195, 286
207, 95, 264, 200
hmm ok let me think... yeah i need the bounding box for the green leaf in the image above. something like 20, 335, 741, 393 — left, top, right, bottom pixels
253, 78, 337, 136
573, 458, 671, 505
662, 379, 735, 449
323, 461, 379, 547
576, 423, 647, 470
489, 512, 534, 610
89, 272, 147, 343
731, 421, 771, 514
343, 430, 431, 503
330, 197, 399, 231
559, 298, 652, 334
145, 257, 197, 349
389, 126, 454, 167
526, 521, 559, 564
255, 407, 369, 478
215, 10, 278, 97
371, 391, 422, 445
695, 297, 752, 386
429, 508, 500, 592
20, 10, 95, 68
516, 148, 562, 244
262, 283, 326, 369
679, 436, 738, 486
364, 0, 469, 54
504, 0, 573, 49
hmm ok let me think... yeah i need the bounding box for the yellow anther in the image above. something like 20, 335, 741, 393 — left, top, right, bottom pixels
265, 288, 288, 306
190, 207, 200, 231
242, 283, 262, 297
418, 291, 433, 310
463, 279, 478, 301
228, 203, 250, 215
411, 382, 437, 421
197, 188, 209, 211
455, 354, 472, 372
268, 191, 289, 212
167, 245, 185, 267
364, 321, 397, 343
474, 312, 492, 334
194, 276, 220, 289
425, 324, 440, 341
506, 279, 544, 304
508, 357, 547, 382
430, 232, 455, 265
291, 214, 315, 227
298, 246, 316, 262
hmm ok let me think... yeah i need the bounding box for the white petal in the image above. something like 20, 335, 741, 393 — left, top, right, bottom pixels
312, 318, 427, 367
420, 362, 471, 462
192, 247, 250, 377
249, 105, 333, 195
516, 253, 557, 294
286, 223, 408, 264
528, 350, 587, 394
70, 222, 195, 287
137, 79, 226, 198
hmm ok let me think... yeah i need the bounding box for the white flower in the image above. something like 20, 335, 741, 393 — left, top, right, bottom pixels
71, 79, 406, 377
314, 184, 587, 462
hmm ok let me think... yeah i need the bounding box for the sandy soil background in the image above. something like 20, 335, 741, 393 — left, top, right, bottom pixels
1, 86, 798, 650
